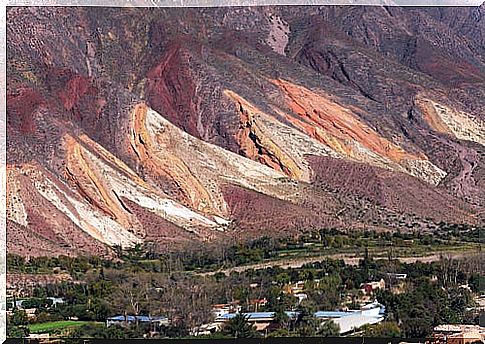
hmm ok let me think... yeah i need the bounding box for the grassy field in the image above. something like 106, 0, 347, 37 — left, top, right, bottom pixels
28, 320, 100, 334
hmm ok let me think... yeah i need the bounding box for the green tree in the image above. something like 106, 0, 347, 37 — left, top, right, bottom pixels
306, 274, 342, 310
296, 301, 318, 336
469, 274, 485, 293
7, 310, 29, 338
364, 322, 401, 337
10, 309, 28, 326
7, 322, 29, 338
267, 328, 298, 337
274, 309, 290, 330
317, 320, 340, 337
222, 314, 258, 338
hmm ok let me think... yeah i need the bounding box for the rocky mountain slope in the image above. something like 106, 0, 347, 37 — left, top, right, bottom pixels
6, 5, 485, 257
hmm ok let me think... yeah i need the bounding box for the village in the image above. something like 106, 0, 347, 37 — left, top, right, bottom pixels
8, 276, 395, 338
5, 229, 483, 340
7, 257, 485, 342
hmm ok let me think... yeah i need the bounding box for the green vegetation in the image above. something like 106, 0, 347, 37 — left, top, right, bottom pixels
222, 314, 258, 338
6, 225, 483, 339
376, 281, 476, 338
7, 310, 30, 338
469, 274, 485, 293
7, 226, 481, 276
29, 321, 97, 334
68, 323, 145, 339
362, 321, 401, 337
318, 320, 341, 337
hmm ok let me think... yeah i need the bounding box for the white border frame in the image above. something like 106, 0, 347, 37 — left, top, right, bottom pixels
1, 0, 484, 340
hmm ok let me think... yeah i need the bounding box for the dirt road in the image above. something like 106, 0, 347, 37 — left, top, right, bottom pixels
199, 250, 480, 276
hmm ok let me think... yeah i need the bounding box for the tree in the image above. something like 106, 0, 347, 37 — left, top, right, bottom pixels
267, 328, 298, 337
10, 309, 28, 326
7, 310, 29, 338
297, 317, 320, 337
222, 314, 258, 338
317, 320, 340, 337
363, 322, 401, 338
469, 274, 485, 293
108, 272, 154, 325
7, 322, 29, 338
274, 309, 290, 329
306, 274, 342, 310
155, 274, 214, 333
296, 301, 318, 337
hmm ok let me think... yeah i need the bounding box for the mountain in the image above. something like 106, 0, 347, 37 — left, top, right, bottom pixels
6, 5, 485, 257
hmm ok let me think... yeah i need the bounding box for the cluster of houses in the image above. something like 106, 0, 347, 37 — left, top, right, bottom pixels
106, 277, 396, 337
104, 294, 386, 337
19, 272, 482, 341
189, 299, 386, 336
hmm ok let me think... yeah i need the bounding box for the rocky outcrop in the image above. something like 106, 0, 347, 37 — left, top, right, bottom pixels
130, 103, 222, 216
7, 163, 117, 257
271, 78, 446, 185
417, 97, 485, 147
226, 90, 309, 181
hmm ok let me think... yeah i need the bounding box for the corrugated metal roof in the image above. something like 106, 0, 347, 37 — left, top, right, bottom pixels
217, 311, 299, 321
314, 311, 355, 318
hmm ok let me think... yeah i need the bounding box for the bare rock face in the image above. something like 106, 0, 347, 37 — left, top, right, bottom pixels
6, 6, 484, 257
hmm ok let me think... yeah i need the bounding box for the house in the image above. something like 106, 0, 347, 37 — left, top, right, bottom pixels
283, 281, 306, 295
211, 301, 241, 317
332, 312, 384, 334
447, 331, 484, 344
294, 293, 308, 304
190, 322, 223, 336
216, 311, 299, 323
215, 311, 300, 333
386, 273, 407, 280
193, 311, 302, 336
28, 333, 50, 339
314, 310, 356, 319
433, 324, 485, 344
6, 308, 39, 319
26, 308, 37, 318
360, 279, 385, 295
473, 295, 485, 311
12, 297, 64, 310
106, 315, 169, 328
434, 324, 484, 335
47, 297, 65, 307
249, 298, 268, 311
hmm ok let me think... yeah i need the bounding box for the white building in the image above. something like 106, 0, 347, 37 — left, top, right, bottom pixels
315, 300, 385, 335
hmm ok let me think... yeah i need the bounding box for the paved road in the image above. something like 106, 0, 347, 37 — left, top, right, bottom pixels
198, 250, 480, 276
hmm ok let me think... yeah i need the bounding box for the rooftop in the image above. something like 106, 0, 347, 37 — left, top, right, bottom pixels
314, 311, 356, 318
434, 324, 484, 333
216, 311, 299, 321
332, 313, 384, 334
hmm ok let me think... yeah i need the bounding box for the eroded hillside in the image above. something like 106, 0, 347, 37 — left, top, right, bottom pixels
6, 5, 484, 256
